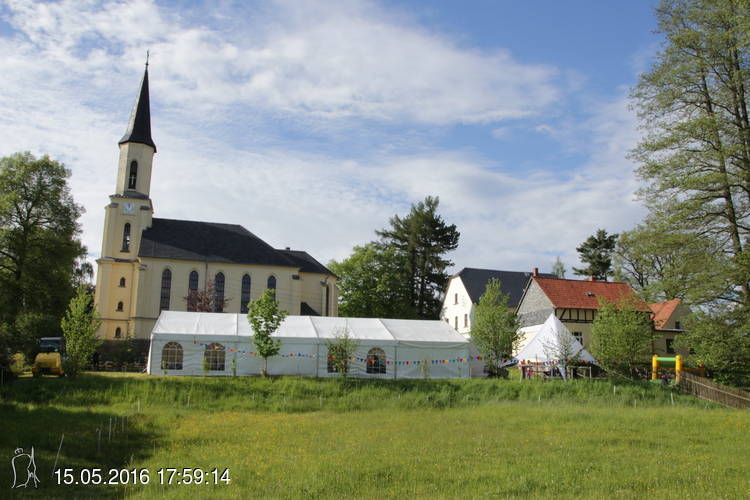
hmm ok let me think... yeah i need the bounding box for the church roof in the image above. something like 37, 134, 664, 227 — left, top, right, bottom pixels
279, 249, 336, 277
119, 66, 156, 151
138, 218, 298, 267
454, 267, 555, 307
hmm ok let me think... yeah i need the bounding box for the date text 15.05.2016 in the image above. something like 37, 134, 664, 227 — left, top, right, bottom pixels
54, 468, 231, 486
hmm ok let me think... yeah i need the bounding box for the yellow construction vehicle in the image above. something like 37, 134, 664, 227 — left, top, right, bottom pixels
31, 337, 67, 377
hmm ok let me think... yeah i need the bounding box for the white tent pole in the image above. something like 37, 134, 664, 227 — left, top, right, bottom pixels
394, 345, 398, 380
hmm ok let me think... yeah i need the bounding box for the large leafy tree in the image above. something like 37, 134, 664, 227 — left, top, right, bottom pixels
470, 279, 522, 377
328, 242, 414, 319
572, 229, 618, 281
0, 152, 85, 368
630, 0, 750, 307
376, 196, 460, 319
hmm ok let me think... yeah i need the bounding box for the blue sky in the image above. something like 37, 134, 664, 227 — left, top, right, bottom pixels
0, 0, 662, 277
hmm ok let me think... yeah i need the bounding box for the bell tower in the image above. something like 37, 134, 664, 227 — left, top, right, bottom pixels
95, 60, 157, 339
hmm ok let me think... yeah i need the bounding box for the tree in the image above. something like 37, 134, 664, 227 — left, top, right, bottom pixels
183, 279, 233, 312
324, 326, 360, 377
61, 284, 102, 377
376, 196, 460, 319
589, 295, 657, 377
551, 256, 567, 279
630, 0, 750, 307
676, 305, 750, 385
0, 152, 85, 325
572, 229, 618, 281
541, 325, 582, 381
614, 221, 730, 304
328, 242, 414, 318
247, 289, 288, 376
470, 279, 523, 377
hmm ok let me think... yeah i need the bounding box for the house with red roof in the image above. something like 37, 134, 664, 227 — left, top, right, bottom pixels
515, 271, 651, 349
650, 298, 693, 356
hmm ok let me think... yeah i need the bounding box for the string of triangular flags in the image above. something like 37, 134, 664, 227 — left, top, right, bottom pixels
194, 342, 620, 366
194, 341, 481, 365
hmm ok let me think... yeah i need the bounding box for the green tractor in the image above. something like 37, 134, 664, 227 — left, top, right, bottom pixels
31, 337, 67, 377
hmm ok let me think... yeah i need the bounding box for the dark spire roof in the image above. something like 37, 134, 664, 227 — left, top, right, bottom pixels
119, 64, 156, 151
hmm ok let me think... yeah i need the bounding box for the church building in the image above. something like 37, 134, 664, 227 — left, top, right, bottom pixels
94, 65, 338, 340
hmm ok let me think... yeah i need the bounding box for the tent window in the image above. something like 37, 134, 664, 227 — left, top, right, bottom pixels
327, 350, 349, 373
161, 341, 183, 370
241, 274, 251, 313
160, 269, 172, 312
204, 343, 225, 371
366, 347, 386, 374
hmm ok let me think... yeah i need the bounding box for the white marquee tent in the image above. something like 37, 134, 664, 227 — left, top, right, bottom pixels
147, 312, 471, 379
513, 314, 595, 364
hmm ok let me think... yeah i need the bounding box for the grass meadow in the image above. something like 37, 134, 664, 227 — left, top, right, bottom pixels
1, 372, 749, 499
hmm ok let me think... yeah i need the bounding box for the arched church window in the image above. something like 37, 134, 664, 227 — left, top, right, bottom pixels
115, 327, 122, 339
122, 223, 131, 252
241, 274, 251, 313
267, 275, 277, 301
117, 301, 123, 311
119, 277, 126, 287
367, 347, 386, 374
128, 160, 138, 190
160, 269, 172, 312
187, 270, 199, 312
214, 272, 225, 312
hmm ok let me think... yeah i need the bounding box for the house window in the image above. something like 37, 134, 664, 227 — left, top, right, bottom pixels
115, 327, 122, 339
187, 271, 199, 312
675, 321, 681, 330
128, 160, 138, 190
119, 277, 126, 287
122, 223, 131, 252
464, 314, 468, 328
666, 339, 676, 354
367, 347, 386, 374
241, 274, 251, 313
160, 269, 172, 312
117, 301, 123, 311
454, 293, 458, 304
214, 272, 225, 312
204, 343, 225, 371
573, 331, 583, 345
161, 341, 183, 370
455, 316, 458, 329
267, 275, 277, 300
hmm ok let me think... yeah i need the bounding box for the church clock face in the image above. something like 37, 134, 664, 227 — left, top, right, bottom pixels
123, 202, 135, 214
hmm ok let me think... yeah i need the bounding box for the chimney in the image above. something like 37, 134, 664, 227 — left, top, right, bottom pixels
588, 276, 596, 282
533, 268, 538, 277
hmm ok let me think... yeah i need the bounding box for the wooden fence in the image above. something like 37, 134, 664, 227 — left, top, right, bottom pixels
677, 371, 750, 409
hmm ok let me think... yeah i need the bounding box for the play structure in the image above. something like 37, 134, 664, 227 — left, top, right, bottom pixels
651, 355, 705, 382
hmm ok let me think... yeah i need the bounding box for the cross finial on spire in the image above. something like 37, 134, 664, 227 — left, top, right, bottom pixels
145, 50, 150, 67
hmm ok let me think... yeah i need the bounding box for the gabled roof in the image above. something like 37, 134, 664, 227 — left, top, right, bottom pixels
650, 298, 682, 329
279, 249, 336, 277
454, 268, 556, 307
119, 66, 156, 151
531, 276, 650, 311
138, 218, 297, 267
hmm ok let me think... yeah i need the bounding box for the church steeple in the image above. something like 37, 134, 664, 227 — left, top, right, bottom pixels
119, 60, 156, 152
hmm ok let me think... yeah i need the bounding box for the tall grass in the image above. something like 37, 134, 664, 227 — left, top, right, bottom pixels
1, 374, 747, 499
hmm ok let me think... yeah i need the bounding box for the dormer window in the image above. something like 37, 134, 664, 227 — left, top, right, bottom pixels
128, 160, 138, 189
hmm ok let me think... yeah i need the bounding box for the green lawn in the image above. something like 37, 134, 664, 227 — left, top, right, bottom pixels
1, 373, 748, 499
